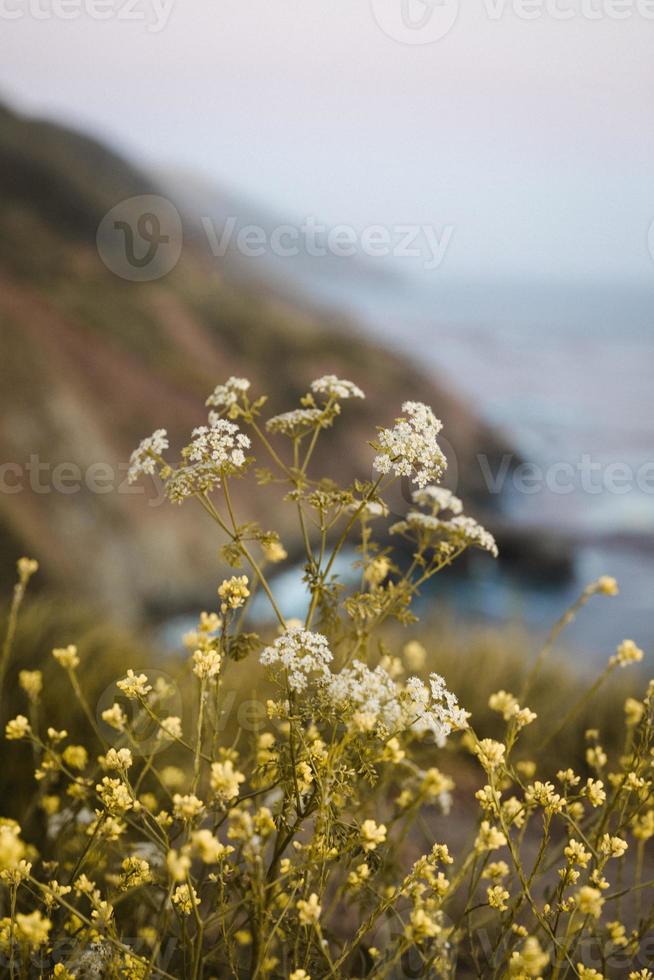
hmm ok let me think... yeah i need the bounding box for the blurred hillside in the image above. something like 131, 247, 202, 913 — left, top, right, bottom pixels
0, 99, 515, 621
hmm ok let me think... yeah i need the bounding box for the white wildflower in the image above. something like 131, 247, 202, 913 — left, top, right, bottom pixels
346, 499, 389, 520
260, 627, 333, 692
165, 463, 218, 502
373, 401, 446, 488
324, 660, 401, 732
411, 486, 463, 515
444, 516, 498, 557
392, 511, 498, 557
403, 673, 469, 746
310, 375, 365, 400
324, 662, 466, 746
205, 377, 251, 410
128, 429, 168, 484
183, 419, 250, 470
166, 419, 250, 501
266, 408, 325, 437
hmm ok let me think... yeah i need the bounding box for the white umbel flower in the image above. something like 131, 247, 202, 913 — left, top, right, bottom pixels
445, 516, 498, 557
411, 486, 463, 515
266, 408, 325, 437
373, 402, 446, 488
324, 660, 401, 733
311, 375, 365, 400
346, 500, 389, 520
166, 419, 251, 502
205, 377, 251, 410
128, 429, 169, 483
403, 673, 469, 746
391, 511, 498, 558
184, 420, 250, 469
324, 661, 466, 746
260, 627, 333, 692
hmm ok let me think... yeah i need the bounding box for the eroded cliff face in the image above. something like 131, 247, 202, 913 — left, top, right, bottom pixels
0, 101, 513, 617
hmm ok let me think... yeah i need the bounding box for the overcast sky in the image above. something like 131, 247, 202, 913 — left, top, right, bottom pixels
1, 0, 653, 282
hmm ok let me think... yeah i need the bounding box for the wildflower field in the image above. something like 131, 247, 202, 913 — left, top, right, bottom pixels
0, 377, 652, 979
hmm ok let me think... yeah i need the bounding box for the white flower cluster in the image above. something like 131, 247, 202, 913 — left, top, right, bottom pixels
323, 660, 467, 745
346, 500, 389, 520
392, 509, 498, 558
127, 429, 169, 484
445, 516, 498, 557
403, 673, 469, 746
260, 627, 466, 745
411, 486, 463, 515
165, 419, 251, 502
166, 463, 222, 502
324, 660, 400, 732
183, 420, 250, 470
311, 375, 365, 400
260, 627, 333, 692
373, 402, 446, 489
395, 512, 443, 533
205, 377, 251, 410
266, 408, 325, 437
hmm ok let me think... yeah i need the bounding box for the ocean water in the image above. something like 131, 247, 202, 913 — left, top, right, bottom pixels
310, 275, 654, 656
